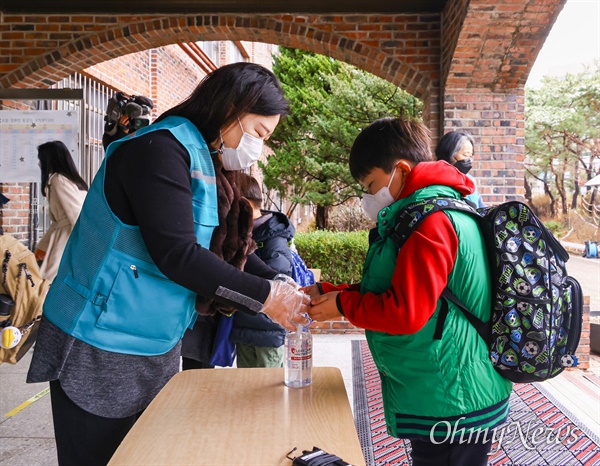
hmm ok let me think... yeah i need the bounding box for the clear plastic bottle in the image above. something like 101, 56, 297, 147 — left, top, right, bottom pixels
284, 324, 313, 388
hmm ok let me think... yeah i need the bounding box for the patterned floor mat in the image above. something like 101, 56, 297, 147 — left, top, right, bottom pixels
352, 340, 600, 466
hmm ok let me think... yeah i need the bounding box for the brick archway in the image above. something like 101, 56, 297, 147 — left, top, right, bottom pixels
4, 16, 433, 96
1, 14, 440, 134
0, 1, 567, 204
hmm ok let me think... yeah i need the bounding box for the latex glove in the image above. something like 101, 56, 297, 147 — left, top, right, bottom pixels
273, 274, 299, 289
260, 279, 311, 331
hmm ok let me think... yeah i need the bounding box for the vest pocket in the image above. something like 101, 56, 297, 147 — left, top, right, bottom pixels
96, 263, 194, 342
192, 199, 219, 248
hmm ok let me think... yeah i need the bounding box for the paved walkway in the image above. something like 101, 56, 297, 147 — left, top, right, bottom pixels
0, 247, 597, 465
566, 254, 600, 314
1, 334, 598, 466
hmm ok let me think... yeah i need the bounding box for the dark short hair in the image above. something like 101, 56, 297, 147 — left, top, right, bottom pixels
238, 173, 263, 210
37, 141, 88, 196
435, 131, 475, 164
157, 62, 289, 148
349, 117, 433, 181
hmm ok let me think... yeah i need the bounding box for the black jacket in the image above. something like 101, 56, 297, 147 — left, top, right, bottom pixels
230, 211, 295, 347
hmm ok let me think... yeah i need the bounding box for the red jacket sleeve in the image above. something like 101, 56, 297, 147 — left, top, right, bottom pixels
338, 212, 458, 334
320, 282, 360, 293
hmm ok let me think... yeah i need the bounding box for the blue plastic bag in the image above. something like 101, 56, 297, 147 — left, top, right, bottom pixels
290, 249, 315, 287
209, 313, 236, 367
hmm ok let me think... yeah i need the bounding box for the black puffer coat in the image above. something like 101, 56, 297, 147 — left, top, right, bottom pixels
230, 211, 295, 347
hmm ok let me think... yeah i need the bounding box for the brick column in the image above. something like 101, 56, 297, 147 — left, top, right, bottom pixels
575, 295, 590, 370
442, 87, 525, 205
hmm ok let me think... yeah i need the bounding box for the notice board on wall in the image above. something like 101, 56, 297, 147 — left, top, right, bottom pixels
0, 110, 79, 182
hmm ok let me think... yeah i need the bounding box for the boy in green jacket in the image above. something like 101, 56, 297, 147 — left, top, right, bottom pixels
307, 117, 512, 466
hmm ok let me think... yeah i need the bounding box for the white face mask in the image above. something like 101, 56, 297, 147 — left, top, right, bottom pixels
361, 166, 397, 222
220, 118, 264, 171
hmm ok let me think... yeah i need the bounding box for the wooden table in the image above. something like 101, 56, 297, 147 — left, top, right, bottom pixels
109, 367, 366, 465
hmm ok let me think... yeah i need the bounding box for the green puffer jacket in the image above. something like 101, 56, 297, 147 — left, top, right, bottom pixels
361, 183, 512, 439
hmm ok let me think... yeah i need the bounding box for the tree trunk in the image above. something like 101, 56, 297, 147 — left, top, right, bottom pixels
524, 175, 533, 204
559, 156, 568, 216
571, 146, 581, 211
571, 168, 580, 210
543, 174, 556, 218
315, 204, 329, 230
286, 201, 299, 219
549, 156, 568, 216
524, 176, 539, 216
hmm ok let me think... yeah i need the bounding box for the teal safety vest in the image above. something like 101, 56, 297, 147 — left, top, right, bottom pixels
43, 116, 219, 356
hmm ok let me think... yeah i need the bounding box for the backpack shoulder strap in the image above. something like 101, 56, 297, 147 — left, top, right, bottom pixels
386, 197, 478, 250
386, 198, 488, 341
439, 288, 490, 344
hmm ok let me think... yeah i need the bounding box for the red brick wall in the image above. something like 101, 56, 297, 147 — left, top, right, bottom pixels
576, 296, 591, 370
0, 14, 439, 126
442, 88, 526, 203
311, 318, 365, 335
153, 45, 207, 116
0, 184, 31, 241
438, 0, 564, 205
83, 50, 152, 99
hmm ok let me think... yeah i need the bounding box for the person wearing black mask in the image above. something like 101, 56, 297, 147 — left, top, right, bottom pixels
435, 131, 485, 208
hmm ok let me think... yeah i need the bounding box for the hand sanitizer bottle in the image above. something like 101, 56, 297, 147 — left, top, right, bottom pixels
284, 323, 312, 388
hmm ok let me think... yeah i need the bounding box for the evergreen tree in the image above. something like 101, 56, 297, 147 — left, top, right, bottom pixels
265, 47, 422, 229
525, 61, 600, 217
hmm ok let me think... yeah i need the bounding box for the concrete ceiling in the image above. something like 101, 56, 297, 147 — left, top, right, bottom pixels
0, 0, 448, 14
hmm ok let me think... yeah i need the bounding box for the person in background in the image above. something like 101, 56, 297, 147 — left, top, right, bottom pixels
435, 131, 485, 208
307, 117, 511, 466
27, 63, 310, 466
230, 174, 294, 368
34, 141, 88, 283
102, 92, 153, 149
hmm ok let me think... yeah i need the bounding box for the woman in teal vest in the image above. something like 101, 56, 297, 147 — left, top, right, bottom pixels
27, 63, 310, 466
307, 117, 511, 466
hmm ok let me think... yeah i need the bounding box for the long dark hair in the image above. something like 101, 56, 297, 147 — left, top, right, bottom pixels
435, 131, 475, 164
38, 141, 88, 196
156, 62, 289, 149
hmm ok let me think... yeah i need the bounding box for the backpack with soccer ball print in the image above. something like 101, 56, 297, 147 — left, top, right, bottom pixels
388, 198, 583, 383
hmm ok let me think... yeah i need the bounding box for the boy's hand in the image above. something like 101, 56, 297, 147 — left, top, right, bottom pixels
301, 284, 321, 299
308, 291, 341, 321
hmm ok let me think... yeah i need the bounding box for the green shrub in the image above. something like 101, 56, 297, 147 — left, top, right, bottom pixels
294, 230, 369, 284
543, 220, 566, 237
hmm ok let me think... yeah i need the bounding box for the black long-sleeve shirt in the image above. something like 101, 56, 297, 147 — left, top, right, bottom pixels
27, 128, 276, 418
105, 130, 272, 312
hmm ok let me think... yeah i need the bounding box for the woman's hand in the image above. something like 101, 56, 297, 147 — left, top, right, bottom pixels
260, 279, 311, 331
